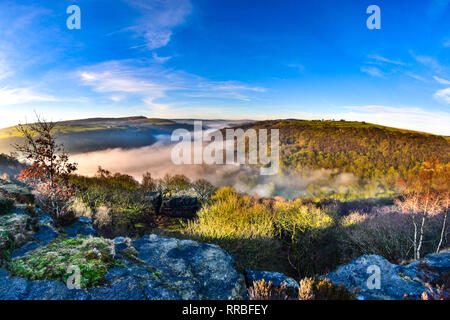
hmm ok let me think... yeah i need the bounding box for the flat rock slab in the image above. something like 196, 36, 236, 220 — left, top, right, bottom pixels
132, 234, 245, 300
0, 234, 245, 300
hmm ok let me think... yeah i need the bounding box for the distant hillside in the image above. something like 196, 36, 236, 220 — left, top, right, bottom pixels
0, 117, 250, 154
0, 117, 185, 154
228, 119, 450, 181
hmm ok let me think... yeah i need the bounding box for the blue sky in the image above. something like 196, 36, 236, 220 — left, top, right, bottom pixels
0, 0, 449, 134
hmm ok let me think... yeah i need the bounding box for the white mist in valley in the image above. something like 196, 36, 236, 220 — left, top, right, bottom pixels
71, 139, 360, 199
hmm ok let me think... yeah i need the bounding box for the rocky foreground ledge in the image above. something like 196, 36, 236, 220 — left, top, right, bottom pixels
1, 214, 449, 300
0, 233, 245, 300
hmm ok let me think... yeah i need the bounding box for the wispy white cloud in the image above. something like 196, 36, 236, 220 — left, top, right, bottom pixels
364, 54, 431, 82
432, 76, 450, 104
0, 87, 58, 106
433, 75, 450, 85
194, 81, 266, 101
0, 57, 13, 81
410, 52, 448, 74
434, 87, 450, 103
78, 60, 266, 111
406, 72, 428, 82
152, 52, 172, 63
287, 64, 305, 72
80, 70, 170, 95
360, 66, 384, 78
110, 95, 124, 102
124, 0, 192, 50
79, 61, 172, 112
414, 55, 440, 69
368, 54, 405, 66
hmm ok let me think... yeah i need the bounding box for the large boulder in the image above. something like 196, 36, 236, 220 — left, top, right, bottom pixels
159, 196, 200, 218
146, 192, 201, 219
396, 251, 450, 284
146, 192, 162, 212
323, 253, 450, 300
10, 241, 39, 259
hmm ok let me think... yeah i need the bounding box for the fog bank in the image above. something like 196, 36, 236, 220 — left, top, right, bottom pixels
71, 140, 360, 199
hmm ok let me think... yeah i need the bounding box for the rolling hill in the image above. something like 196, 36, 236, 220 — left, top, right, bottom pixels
0, 117, 251, 154
226, 119, 450, 183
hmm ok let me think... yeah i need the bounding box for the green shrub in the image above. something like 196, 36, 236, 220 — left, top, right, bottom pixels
185, 187, 281, 271
69, 174, 156, 236
8, 236, 118, 288
0, 197, 14, 215
186, 188, 338, 274
273, 200, 339, 276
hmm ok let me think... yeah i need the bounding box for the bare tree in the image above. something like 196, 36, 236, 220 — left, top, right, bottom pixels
142, 172, 157, 193
396, 158, 448, 259
436, 193, 449, 253
192, 179, 216, 202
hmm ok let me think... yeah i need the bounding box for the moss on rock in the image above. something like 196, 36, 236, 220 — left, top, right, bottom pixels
8, 236, 119, 288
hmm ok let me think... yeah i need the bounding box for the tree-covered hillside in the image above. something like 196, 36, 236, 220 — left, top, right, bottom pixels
231, 119, 450, 182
